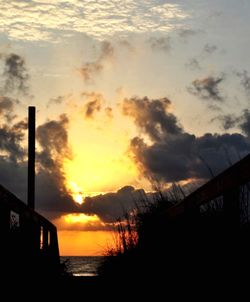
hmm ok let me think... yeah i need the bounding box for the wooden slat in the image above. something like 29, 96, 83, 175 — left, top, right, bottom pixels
167, 153, 250, 218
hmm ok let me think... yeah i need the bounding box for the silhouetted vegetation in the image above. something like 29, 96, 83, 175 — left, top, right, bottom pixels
98, 191, 176, 278
98, 182, 250, 286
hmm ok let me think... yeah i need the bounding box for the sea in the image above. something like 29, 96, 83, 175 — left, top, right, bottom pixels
60, 256, 105, 277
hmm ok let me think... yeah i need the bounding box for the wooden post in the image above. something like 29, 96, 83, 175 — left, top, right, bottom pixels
28, 106, 36, 209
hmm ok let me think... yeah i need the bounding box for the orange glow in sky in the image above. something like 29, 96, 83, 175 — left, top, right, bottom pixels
53, 213, 106, 230
64, 213, 100, 224
53, 214, 112, 255
58, 230, 114, 256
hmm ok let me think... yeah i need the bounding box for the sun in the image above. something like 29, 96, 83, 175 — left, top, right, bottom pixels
74, 194, 83, 205
67, 181, 84, 205
62, 107, 143, 197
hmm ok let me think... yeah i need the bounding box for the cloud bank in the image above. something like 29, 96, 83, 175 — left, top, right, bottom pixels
123, 96, 250, 183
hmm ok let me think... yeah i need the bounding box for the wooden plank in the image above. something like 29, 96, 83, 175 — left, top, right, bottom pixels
167, 153, 250, 218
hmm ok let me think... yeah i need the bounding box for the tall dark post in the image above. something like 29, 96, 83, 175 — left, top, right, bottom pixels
28, 106, 36, 209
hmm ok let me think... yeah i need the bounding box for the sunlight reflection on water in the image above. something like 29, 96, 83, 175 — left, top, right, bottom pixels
61, 256, 104, 277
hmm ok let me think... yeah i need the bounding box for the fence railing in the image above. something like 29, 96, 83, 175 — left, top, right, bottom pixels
167, 153, 250, 221
0, 184, 60, 275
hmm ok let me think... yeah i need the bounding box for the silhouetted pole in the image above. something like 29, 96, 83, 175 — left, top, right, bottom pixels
28, 106, 36, 210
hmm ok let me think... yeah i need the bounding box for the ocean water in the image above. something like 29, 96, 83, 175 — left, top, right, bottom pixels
61, 256, 105, 277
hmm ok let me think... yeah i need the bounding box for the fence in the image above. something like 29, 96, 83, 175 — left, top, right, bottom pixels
0, 184, 60, 277
167, 153, 250, 223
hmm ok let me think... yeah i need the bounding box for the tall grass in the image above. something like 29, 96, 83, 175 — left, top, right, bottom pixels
98, 191, 175, 277
98, 182, 250, 281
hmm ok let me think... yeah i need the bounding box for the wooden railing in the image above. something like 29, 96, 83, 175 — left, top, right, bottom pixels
167, 153, 250, 221
0, 184, 60, 276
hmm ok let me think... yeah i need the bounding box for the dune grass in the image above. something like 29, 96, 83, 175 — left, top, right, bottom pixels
98, 183, 250, 283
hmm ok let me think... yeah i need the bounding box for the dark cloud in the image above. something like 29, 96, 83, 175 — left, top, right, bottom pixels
240, 109, 250, 137
188, 76, 224, 102
35, 170, 78, 216
185, 58, 201, 71
81, 92, 104, 119
0, 99, 28, 200
0, 96, 14, 113
186, 43, 219, 72
0, 96, 19, 121
84, 99, 102, 119
213, 109, 250, 136
131, 130, 249, 183
123, 97, 182, 141
79, 40, 114, 83
0, 158, 77, 220
79, 62, 103, 82
0, 96, 76, 217
235, 70, 250, 96
82, 186, 146, 223
213, 114, 240, 130
53, 187, 176, 230
0, 112, 77, 217
47, 95, 71, 108
37, 114, 71, 170
178, 29, 198, 40
0, 159, 28, 203
123, 97, 250, 183
202, 44, 217, 55
1, 53, 29, 95
35, 114, 75, 213
0, 93, 27, 195
148, 36, 171, 52
0, 119, 27, 163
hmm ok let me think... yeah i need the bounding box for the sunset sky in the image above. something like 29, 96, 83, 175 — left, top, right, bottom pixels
1, 0, 250, 255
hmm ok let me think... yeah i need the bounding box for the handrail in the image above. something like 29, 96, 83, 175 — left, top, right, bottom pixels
0, 184, 60, 274
167, 154, 250, 218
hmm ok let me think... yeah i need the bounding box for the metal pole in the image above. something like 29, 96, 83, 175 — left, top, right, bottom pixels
28, 106, 35, 209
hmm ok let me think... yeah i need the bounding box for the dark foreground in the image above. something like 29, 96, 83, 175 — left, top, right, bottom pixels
4, 272, 249, 300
